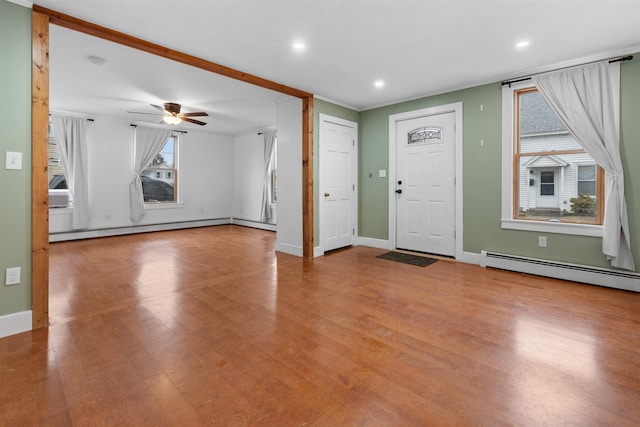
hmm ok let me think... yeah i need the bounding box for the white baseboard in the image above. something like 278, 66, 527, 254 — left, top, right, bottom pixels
480, 250, 640, 292
0, 310, 32, 339
275, 241, 303, 257
314, 246, 324, 258
231, 218, 276, 232
459, 251, 482, 265
49, 218, 231, 242
357, 237, 390, 250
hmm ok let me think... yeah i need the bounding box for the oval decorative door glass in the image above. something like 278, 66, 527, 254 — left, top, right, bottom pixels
407, 127, 443, 145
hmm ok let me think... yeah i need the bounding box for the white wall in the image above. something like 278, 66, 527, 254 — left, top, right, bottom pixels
50, 116, 234, 235
275, 97, 302, 256
232, 131, 265, 222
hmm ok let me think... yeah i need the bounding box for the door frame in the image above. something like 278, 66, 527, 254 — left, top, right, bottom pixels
31, 6, 314, 329
319, 114, 358, 255
388, 102, 463, 259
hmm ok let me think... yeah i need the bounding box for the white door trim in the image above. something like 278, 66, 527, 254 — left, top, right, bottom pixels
388, 102, 463, 259
319, 114, 358, 255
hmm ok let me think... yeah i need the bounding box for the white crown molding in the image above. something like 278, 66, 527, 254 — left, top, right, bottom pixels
360, 45, 640, 112
314, 95, 361, 112
6, 0, 33, 8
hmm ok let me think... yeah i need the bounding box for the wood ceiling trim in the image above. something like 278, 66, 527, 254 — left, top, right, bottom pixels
32, 5, 313, 100
31, 5, 316, 327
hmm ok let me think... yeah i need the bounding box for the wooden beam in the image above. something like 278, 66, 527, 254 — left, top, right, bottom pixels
302, 97, 314, 258
30, 5, 316, 329
32, 5, 313, 100
31, 10, 50, 329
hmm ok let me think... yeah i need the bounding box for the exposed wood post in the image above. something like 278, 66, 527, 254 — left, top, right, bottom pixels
31, 10, 50, 329
32, 5, 312, 101
302, 97, 314, 258
30, 6, 317, 327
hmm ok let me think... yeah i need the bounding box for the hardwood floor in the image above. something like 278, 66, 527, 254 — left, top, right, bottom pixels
2, 225, 640, 426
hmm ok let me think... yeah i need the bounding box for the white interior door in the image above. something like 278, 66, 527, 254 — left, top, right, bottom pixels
395, 112, 455, 256
320, 115, 357, 253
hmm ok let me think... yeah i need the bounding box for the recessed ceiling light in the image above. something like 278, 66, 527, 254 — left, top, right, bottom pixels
293, 42, 305, 50
516, 41, 530, 49
374, 80, 385, 88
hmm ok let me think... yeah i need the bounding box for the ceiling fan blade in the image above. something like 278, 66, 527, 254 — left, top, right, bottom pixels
150, 104, 166, 112
182, 117, 207, 126
181, 111, 209, 117
127, 111, 161, 115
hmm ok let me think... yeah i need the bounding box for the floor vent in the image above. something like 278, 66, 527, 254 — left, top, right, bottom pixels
480, 250, 640, 292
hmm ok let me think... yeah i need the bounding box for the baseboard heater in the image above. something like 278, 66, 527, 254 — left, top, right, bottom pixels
480, 250, 640, 293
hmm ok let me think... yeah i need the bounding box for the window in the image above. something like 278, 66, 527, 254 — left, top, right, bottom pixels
142, 135, 178, 203
502, 84, 604, 235
539, 171, 555, 196
577, 165, 596, 196
269, 137, 278, 203
47, 123, 67, 189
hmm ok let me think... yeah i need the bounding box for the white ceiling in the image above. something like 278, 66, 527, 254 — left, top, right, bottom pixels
31, 0, 640, 135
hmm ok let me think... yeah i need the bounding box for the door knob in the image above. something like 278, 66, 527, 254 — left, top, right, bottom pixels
324, 192, 330, 197
395, 189, 402, 194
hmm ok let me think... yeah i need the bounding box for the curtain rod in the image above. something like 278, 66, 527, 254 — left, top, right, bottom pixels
49, 113, 94, 121
501, 54, 633, 87
130, 124, 187, 133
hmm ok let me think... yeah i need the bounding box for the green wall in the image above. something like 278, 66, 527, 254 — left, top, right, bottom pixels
0, 0, 32, 316
0, 0, 636, 322
359, 55, 640, 271
313, 98, 360, 246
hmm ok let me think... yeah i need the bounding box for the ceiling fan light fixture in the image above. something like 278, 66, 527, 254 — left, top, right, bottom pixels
162, 115, 182, 125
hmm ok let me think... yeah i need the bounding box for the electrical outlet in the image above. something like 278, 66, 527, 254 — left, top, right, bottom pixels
538, 236, 547, 248
5, 267, 20, 285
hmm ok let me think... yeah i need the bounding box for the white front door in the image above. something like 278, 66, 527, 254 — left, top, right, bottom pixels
395, 112, 456, 256
320, 115, 357, 253
535, 168, 559, 208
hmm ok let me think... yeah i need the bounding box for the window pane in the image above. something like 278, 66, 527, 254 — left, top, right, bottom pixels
515, 89, 601, 224
519, 91, 584, 153
143, 136, 177, 203
540, 171, 554, 184
141, 169, 175, 202
540, 184, 554, 196
578, 181, 596, 195
578, 165, 596, 180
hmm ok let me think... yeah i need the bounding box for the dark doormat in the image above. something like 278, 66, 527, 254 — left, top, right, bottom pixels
377, 251, 438, 267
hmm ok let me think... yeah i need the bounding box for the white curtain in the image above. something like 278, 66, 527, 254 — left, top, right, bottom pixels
130, 126, 172, 222
51, 115, 90, 229
260, 131, 277, 222
534, 61, 635, 271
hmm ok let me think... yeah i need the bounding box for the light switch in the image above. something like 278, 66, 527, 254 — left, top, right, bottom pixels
5, 152, 22, 170
378, 169, 386, 178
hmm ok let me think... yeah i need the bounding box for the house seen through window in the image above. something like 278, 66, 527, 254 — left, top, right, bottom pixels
514, 88, 603, 224
142, 135, 178, 203
47, 123, 67, 189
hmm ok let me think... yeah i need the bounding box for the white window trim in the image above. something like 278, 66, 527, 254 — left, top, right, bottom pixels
500, 81, 602, 237
144, 202, 184, 210
144, 134, 182, 209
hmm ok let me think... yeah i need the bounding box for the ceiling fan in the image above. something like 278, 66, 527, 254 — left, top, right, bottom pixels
129, 102, 209, 126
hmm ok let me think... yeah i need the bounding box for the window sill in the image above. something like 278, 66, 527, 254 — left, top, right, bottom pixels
144, 202, 184, 210
49, 207, 73, 214
501, 218, 602, 237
